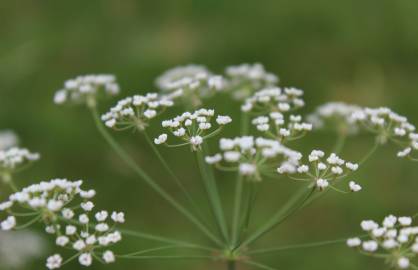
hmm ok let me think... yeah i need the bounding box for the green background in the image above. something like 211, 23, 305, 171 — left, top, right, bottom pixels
1, 1, 418, 269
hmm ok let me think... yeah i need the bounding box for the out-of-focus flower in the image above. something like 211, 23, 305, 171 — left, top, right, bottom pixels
155, 65, 226, 107
0, 130, 19, 151
54, 74, 120, 107
307, 102, 362, 135
224, 63, 278, 100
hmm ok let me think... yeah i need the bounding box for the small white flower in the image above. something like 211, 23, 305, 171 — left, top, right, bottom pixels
239, 163, 257, 176
81, 201, 95, 212
346, 237, 361, 247
190, 136, 203, 146
154, 134, 168, 145
79, 214, 89, 225
95, 211, 108, 222
46, 254, 62, 269
56, 236, 69, 247
398, 216, 412, 226
382, 239, 398, 249
349, 181, 362, 192
103, 250, 116, 263
383, 215, 397, 228
65, 225, 77, 235
205, 154, 222, 164
79, 253, 93, 266
1, 216, 16, 231
316, 179, 329, 190
62, 208, 75, 219
95, 223, 110, 232
80, 189, 96, 199
362, 240, 378, 252
346, 162, 358, 171
216, 115, 232, 125
111, 212, 125, 223
398, 257, 410, 269
73, 240, 86, 251
361, 220, 379, 231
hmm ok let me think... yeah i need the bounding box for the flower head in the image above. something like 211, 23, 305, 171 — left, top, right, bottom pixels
241, 87, 305, 114
278, 150, 361, 193
206, 136, 301, 181
347, 214, 418, 269
155, 65, 225, 107
155, 108, 232, 151
252, 113, 312, 142
0, 147, 40, 174
54, 74, 120, 107
0, 130, 19, 151
0, 178, 124, 269
224, 63, 278, 100
307, 102, 362, 135
101, 93, 174, 131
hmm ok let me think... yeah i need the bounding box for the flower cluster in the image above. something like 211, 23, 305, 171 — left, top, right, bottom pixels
252, 113, 312, 142
101, 93, 174, 131
0, 147, 40, 173
307, 102, 362, 135
241, 87, 305, 114
347, 215, 418, 269
0, 179, 125, 269
54, 74, 120, 106
277, 150, 361, 192
155, 65, 225, 107
0, 130, 19, 151
224, 63, 278, 100
154, 108, 232, 151
206, 136, 302, 181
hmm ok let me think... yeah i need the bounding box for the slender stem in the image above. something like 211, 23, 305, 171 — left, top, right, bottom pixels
227, 260, 236, 270
143, 131, 204, 222
196, 147, 229, 244
231, 176, 244, 247
242, 260, 279, 270
239, 185, 314, 248
120, 228, 215, 251
118, 245, 206, 257
248, 238, 348, 255
118, 255, 214, 260
89, 106, 223, 247
333, 133, 347, 154
359, 141, 379, 165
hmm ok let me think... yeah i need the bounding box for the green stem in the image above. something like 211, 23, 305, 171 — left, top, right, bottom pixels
227, 260, 236, 270
118, 255, 214, 260
231, 176, 244, 247
359, 141, 379, 165
143, 131, 205, 222
239, 185, 314, 249
333, 133, 347, 154
242, 260, 279, 270
89, 106, 222, 247
196, 146, 229, 244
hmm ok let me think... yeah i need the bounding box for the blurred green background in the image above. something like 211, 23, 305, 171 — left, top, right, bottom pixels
1, 0, 418, 269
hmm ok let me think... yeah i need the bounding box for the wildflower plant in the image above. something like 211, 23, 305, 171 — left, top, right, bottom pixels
1, 63, 417, 270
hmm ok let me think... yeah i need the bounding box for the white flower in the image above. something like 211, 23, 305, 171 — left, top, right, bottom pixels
95, 211, 108, 222
111, 212, 125, 223
349, 181, 362, 192
95, 223, 109, 232
0, 130, 19, 150
1, 216, 16, 231
103, 250, 115, 263
80, 189, 96, 199
346, 162, 359, 171
225, 63, 278, 100
79, 214, 89, 225
54, 74, 119, 106
0, 147, 40, 171
216, 115, 232, 125
78, 253, 93, 266
239, 163, 257, 176
307, 102, 362, 134
154, 134, 168, 145
316, 179, 329, 190
102, 93, 174, 131
62, 208, 74, 219
81, 201, 94, 212
382, 239, 398, 249
383, 215, 397, 228
398, 216, 412, 226
190, 136, 203, 146
346, 238, 361, 247
65, 225, 77, 235
56, 236, 69, 247
398, 257, 410, 269
73, 240, 86, 251
362, 240, 378, 252
205, 154, 222, 164
46, 254, 62, 269
361, 220, 379, 231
